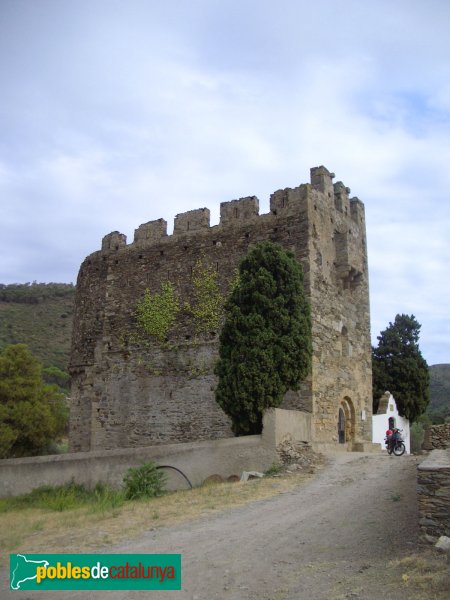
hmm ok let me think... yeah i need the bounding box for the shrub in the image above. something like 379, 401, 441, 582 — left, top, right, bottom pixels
123, 463, 167, 500
264, 463, 284, 477
410, 422, 425, 454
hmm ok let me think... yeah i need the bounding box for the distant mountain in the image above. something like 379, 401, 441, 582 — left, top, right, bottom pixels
0, 283, 75, 371
428, 364, 450, 421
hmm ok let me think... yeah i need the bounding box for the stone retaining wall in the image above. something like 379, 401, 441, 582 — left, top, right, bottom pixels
0, 408, 310, 497
417, 449, 450, 543
422, 424, 450, 450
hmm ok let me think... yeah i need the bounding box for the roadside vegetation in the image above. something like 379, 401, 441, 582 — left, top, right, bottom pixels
1, 464, 448, 598
391, 552, 449, 599
0, 462, 167, 516
0, 466, 309, 561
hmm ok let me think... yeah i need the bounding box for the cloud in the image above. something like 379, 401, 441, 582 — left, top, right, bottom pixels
0, 0, 449, 363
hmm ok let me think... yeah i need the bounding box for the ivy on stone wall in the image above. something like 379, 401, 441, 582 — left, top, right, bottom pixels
185, 259, 224, 334
135, 282, 180, 342
133, 261, 234, 343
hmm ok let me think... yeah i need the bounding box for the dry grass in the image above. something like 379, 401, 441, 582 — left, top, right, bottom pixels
389, 551, 450, 599
0, 471, 311, 566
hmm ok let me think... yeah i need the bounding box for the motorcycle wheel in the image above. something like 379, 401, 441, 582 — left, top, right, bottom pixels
393, 442, 406, 456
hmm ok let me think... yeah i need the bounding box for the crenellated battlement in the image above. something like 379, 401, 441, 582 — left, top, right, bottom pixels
101, 231, 127, 252
174, 207, 210, 235
333, 181, 350, 213
270, 184, 310, 217
97, 166, 362, 256
134, 218, 168, 246
350, 197, 365, 224
310, 165, 335, 196
220, 196, 259, 225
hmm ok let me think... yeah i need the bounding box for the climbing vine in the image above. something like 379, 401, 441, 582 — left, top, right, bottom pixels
133, 262, 236, 342
135, 282, 180, 342
185, 259, 224, 334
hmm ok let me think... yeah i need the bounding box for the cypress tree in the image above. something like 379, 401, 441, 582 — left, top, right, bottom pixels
215, 242, 312, 435
372, 314, 429, 421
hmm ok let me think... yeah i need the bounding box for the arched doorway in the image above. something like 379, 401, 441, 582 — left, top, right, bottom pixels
338, 397, 356, 444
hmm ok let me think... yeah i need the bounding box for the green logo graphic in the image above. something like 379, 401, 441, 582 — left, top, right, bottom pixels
10, 553, 182, 591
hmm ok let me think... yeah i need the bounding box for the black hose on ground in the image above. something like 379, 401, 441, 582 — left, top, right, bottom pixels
156, 465, 193, 489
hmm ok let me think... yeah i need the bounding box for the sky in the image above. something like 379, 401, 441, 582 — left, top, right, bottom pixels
0, 0, 449, 365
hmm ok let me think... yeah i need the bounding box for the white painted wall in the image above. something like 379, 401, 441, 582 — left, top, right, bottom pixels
372, 392, 410, 454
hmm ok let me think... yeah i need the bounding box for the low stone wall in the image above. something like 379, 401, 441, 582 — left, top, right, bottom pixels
0, 408, 311, 497
0, 436, 273, 497
422, 424, 450, 450
417, 449, 450, 543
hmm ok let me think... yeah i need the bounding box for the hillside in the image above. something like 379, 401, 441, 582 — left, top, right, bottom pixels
0, 283, 75, 371
428, 363, 450, 421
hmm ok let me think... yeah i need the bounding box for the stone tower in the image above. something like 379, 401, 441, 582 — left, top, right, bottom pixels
69, 166, 372, 452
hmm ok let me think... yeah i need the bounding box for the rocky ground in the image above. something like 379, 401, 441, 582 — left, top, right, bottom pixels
276, 438, 326, 474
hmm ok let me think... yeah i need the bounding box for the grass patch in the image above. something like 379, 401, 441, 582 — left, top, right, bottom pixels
0, 471, 313, 563
31, 520, 44, 532
87, 484, 125, 515
264, 462, 285, 477
0, 481, 124, 514
391, 551, 450, 599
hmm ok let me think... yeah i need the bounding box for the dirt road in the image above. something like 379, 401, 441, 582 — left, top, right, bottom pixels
4, 451, 428, 600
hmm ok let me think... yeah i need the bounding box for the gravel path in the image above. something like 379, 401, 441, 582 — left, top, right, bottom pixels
3, 452, 421, 600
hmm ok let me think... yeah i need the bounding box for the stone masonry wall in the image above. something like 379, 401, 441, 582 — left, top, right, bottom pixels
307, 169, 372, 444
69, 166, 372, 452
422, 424, 450, 451
417, 449, 450, 543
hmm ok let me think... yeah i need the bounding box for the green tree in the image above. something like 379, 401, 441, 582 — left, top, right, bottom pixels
0, 344, 68, 458
372, 314, 429, 421
215, 242, 312, 435
42, 366, 70, 393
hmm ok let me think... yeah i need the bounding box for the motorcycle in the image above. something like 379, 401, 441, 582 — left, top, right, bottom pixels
385, 428, 406, 456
